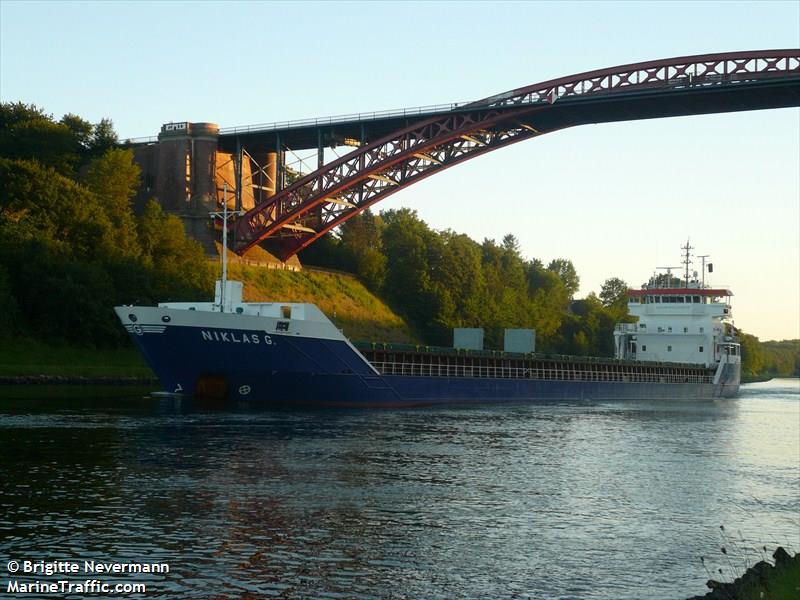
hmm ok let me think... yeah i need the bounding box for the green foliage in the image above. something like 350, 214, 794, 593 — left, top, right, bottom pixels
525, 259, 570, 343
137, 199, 214, 292
0, 116, 81, 175
90, 118, 119, 156
0, 157, 115, 258
740, 333, 799, 378
0, 102, 122, 174
60, 113, 94, 150
761, 339, 800, 376
0, 264, 19, 338
0, 337, 151, 377
600, 277, 632, 322
0, 105, 213, 347
381, 209, 440, 334
739, 332, 765, 376
646, 272, 683, 288
83, 148, 141, 258
338, 209, 387, 291
554, 294, 617, 356
548, 258, 580, 299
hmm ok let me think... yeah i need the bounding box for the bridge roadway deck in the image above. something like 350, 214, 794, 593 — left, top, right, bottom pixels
213, 75, 799, 153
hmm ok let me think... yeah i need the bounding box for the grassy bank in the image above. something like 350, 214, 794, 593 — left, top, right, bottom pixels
229, 263, 419, 343
0, 338, 153, 378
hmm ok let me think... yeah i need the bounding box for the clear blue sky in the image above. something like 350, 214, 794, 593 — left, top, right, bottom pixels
2, 1, 798, 340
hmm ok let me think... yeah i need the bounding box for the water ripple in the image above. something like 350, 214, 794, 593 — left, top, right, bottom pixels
1, 380, 798, 599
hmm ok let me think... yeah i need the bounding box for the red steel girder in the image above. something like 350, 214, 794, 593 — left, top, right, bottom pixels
232, 49, 800, 259
468, 49, 799, 108
233, 106, 554, 257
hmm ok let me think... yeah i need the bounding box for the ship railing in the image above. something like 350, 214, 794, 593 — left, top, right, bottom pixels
615, 323, 638, 333
371, 361, 713, 384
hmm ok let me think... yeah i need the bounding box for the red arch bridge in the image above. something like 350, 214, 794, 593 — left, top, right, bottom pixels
225, 49, 800, 260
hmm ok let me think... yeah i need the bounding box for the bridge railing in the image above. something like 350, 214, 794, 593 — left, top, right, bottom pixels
217, 101, 474, 136
121, 101, 474, 144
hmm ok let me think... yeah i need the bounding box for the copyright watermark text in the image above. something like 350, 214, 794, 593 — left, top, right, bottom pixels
5, 559, 170, 596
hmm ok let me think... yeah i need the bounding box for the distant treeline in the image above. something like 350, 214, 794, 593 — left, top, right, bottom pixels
0, 102, 213, 346
739, 336, 799, 378
1, 102, 796, 379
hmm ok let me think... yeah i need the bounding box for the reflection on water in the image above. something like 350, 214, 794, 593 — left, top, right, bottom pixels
1, 380, 798, 599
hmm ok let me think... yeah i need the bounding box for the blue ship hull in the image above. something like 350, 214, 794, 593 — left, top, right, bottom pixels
125, 321, 737, 407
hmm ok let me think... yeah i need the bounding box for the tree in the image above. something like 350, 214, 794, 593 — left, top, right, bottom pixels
90, 118, 119, 156
526, 259, 570, 344
0, 115, 80, 175
83, 148, 141, 259
646, 273, 682, 288
381, 209, 440, 336
0, 157, 115, 258
548, 258, 580, 299
739, 332, 764, 376
60, 113, 94, 151
338, 209, 387, 291
136, 199, 213, 292
0, 102, 50, 130
599, 277, 631, 323
435, 231, 485, 327
599, 277, 629, 307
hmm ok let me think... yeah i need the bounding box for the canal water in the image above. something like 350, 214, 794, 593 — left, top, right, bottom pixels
1, 379, 798, 599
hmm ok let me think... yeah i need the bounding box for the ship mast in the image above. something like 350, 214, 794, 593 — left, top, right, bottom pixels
681, 239, 694, 288
210, 183, 241, 312
697, 254, 710, 288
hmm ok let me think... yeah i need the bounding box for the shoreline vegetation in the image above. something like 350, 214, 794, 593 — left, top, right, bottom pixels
688, 546, 800, 600
1, 101, 798, 381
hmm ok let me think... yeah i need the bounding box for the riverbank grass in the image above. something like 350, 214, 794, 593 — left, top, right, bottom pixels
0, 338, 152, 377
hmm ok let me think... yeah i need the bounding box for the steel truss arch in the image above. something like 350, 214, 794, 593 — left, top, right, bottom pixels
232, 50, 800, 258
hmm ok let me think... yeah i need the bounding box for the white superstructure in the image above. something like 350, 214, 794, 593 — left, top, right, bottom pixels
613, 244, 740, 374
614, 285, 739, 366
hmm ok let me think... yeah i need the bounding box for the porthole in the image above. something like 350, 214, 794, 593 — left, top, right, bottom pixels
128, 314, 138, 322
161, 315, 171, 323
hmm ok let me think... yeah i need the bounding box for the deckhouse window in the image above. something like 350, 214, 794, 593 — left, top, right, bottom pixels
668, 327, 672, 333
281, 306, 292, 319
699, 327, 704, 333
699, 346, 704, 352
683, 327, 688, 333
667, 345, 672, 352
639, 323, 646, 329
642, 345, 647, 351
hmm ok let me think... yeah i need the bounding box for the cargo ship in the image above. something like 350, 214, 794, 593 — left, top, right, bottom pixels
115, 243, 741, 406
